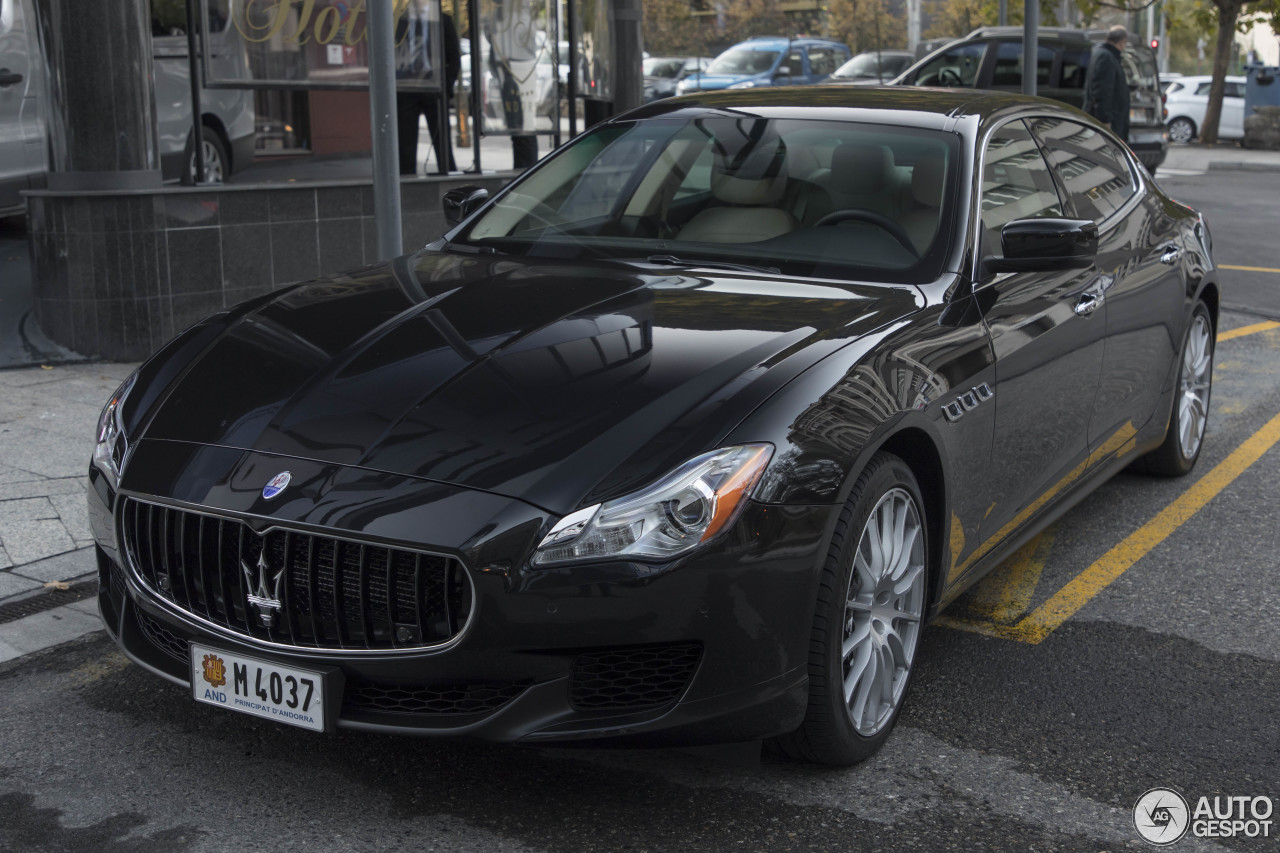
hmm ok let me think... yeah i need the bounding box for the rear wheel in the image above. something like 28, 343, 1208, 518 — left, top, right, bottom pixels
188, 126, 229, 184
775, 452, 928, 765
1139, 302, 1213, 476
1168, 117, 1196, 144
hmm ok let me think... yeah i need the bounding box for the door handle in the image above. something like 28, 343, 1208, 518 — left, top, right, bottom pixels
1075, 291, 1103, 317
1159, 245, 1184, 265
0, 69, 25, 87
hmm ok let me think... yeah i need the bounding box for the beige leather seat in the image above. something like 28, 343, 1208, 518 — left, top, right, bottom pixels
677, 140, 798, 244
901, 157, 945, 253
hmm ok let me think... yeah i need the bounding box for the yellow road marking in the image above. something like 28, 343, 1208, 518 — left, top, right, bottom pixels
1220, 264, 1280, 274
941, 410, 1280, 644
1218, 321, 1280, 342
965, 529, 1054, 624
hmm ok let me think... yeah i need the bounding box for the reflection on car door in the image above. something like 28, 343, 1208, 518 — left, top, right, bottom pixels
1029, 117, 1183, 447
975, 119, 1107, 551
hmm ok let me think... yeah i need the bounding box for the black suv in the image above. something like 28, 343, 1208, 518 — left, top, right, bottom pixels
892, 27, 1167, 173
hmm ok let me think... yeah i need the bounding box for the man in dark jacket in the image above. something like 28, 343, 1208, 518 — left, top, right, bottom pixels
1084, 26, 1131, 142
395, 3, 461, 175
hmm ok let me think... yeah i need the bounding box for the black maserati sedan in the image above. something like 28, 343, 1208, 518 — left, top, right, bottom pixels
90, 87, 1217, 765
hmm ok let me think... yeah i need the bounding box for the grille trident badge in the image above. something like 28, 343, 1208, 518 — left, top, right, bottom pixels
241, 550, 285, 629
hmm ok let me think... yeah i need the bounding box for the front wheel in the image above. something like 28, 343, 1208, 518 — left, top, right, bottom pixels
188, 126, 229, 184
1139, 302, 1213, 476
774, 452, 928, 765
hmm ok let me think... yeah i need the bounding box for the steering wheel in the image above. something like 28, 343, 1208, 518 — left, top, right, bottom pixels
813, 209, 921, 258
937, 67, 963, 87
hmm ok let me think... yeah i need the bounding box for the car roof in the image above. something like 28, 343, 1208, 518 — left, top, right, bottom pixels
733, 36, 848, 49
620, 85, 1079, 129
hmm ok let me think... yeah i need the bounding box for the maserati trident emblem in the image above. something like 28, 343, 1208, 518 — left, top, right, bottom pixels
262, 471, 291, 500
241, 550, 285, 628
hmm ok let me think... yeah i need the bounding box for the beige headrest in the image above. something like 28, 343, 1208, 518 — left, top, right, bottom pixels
711, 139, 788, 205
830, 144, 895, 195
912, 158, 945, 207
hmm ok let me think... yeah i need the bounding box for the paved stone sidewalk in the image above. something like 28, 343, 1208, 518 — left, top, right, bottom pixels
0, 362, 138, 603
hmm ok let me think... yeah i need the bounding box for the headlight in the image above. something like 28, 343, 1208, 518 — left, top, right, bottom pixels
93, 374, 137, 486
532, 444, 773, 566
728, 79, 760, 89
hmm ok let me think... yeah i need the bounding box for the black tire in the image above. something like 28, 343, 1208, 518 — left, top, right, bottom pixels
188, 125, 230, 184
1138, 302, 1214, 476
774, 452, 929, 765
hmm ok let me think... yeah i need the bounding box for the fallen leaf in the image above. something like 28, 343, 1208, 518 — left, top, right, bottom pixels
44, 580, 71, 590
40, 364, 53, 370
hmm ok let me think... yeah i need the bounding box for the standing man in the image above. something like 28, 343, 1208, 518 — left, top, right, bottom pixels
396, 0, 461, 175
1084, 26, 1131, 142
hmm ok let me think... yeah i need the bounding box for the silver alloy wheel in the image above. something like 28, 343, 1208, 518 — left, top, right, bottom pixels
190, 139, 225, 183
842, 487, 925, 736
1178, 313, 1213, 460
1168, 117, 1195, 144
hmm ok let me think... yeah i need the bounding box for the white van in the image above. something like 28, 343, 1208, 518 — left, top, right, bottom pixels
0, 0, 254, 215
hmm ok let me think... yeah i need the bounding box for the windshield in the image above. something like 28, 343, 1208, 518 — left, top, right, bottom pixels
456, 117, 959, 283
835, 53, 910, 79
707, 48, 780, 76
644, 58, 687, 78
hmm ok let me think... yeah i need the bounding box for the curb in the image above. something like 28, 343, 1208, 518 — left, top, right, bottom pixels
0, 597, 104, 664
1207, 160, 1280, 172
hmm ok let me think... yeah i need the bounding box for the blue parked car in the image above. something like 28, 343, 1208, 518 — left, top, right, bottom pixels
675, 36, 850, 94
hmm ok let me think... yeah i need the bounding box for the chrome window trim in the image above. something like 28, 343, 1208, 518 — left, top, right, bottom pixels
117, 493, 478, 659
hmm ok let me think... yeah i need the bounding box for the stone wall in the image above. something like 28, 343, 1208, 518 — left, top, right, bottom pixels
27, 175, 513, 361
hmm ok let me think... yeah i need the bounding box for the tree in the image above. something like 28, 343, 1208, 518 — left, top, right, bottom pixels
826, 0, 907, 53
642, 0, 702, 56
1193, 0, 1280, 143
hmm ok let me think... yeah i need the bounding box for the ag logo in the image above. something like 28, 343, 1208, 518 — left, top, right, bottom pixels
1134, 788, 1190, 845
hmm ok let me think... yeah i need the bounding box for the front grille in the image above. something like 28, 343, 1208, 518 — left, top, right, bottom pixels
569, 642, 702, 711
344, 678, 527, 716
120, 498, 472, 651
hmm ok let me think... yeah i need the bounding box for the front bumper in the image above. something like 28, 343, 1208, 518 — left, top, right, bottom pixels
91, 440, 832, 745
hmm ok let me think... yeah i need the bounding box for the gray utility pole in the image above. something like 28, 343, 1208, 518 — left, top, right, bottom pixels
1022, 0, 1038, 96
367, 0, 403, 260
999, 0, 1008, 27
613, 0, 644, 112
907, 0, 921, 53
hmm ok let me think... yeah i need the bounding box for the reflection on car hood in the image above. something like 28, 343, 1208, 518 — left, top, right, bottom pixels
141, 249, 922, 512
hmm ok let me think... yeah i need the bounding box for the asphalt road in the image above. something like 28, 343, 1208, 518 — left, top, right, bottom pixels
3, 171, 1280, 853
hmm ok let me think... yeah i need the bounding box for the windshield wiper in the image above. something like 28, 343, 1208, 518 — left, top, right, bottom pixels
646, 254, 780, 275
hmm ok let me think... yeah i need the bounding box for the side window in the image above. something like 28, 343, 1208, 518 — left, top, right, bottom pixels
782, 50, 804, 78
992, 42, 1053, 88
1061, 49, 1090, 89
1028, 117, 1136, 224
808, 47, 839, 77
981, 121, 1064, 250
1195, 82, 1213, 96
1226, 82, 1245, 98
910, 43, 987, 87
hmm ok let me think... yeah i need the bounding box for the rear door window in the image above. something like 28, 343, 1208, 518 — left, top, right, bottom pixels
808, 47, 840, 77
1028, 117, 1137, 225
991, 42, 1054, 88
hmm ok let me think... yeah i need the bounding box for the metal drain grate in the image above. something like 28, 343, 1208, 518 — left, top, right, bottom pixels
0, 580, 98, 626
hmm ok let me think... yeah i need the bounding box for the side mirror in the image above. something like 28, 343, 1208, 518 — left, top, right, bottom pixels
443, 186, 490, 226
983, 218, 1098, 275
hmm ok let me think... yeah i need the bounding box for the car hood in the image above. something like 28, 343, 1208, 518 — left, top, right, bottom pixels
140, 249, 922, 513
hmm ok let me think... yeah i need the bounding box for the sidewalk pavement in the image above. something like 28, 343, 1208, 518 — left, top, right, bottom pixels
1161, 140, 1280, 173
0, 362, 137, 662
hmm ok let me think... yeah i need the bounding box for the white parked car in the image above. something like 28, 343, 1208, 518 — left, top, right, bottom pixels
1164, 75, 1245, 143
